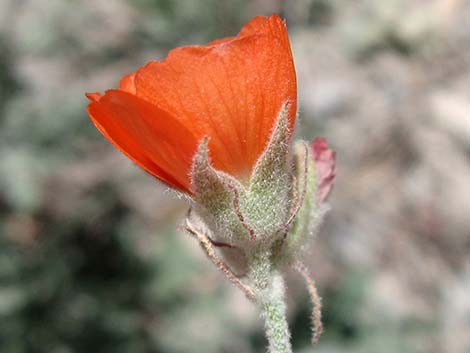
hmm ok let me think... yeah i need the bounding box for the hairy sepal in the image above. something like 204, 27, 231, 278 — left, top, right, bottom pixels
190, 138, 249, 246
281, 141, 327, 263
240, 104, 293, 246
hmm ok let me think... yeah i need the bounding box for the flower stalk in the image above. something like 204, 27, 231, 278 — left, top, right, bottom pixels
249, 249, 292, 353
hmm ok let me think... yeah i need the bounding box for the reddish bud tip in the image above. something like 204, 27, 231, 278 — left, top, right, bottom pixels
311, 138, 336, 203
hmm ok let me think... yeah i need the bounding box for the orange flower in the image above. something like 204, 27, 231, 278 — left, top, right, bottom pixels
86, 14, 296, 194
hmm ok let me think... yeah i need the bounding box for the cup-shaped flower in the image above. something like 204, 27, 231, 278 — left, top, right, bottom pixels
86, 14, 296, 194
86, 15, 337, 352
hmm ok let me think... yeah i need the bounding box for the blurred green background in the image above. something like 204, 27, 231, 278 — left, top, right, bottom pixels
0, 0, 469, 352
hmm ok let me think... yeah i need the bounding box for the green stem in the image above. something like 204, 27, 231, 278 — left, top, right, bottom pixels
249, 250, 293, 353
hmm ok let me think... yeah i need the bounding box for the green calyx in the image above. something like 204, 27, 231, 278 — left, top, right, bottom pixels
240, 105, 292, 243
189, 104, 293, 253
190, 137, 249, 246
188, 103, 326, 270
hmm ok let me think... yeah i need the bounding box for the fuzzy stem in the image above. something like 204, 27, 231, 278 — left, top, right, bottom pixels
249, 250, 293, 353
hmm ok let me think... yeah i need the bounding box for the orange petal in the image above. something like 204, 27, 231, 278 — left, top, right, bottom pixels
133, 14, 296, 179
86, 92, 102, 102
87, 90, 198, 192
119, 72, 137, 94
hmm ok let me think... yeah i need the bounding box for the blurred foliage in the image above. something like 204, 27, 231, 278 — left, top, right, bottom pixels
0, 38, 20, 115
133, 0, 249, 44
1, 0, 469, 353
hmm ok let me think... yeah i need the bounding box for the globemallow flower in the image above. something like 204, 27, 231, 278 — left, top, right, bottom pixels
86, 14, 335, 353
